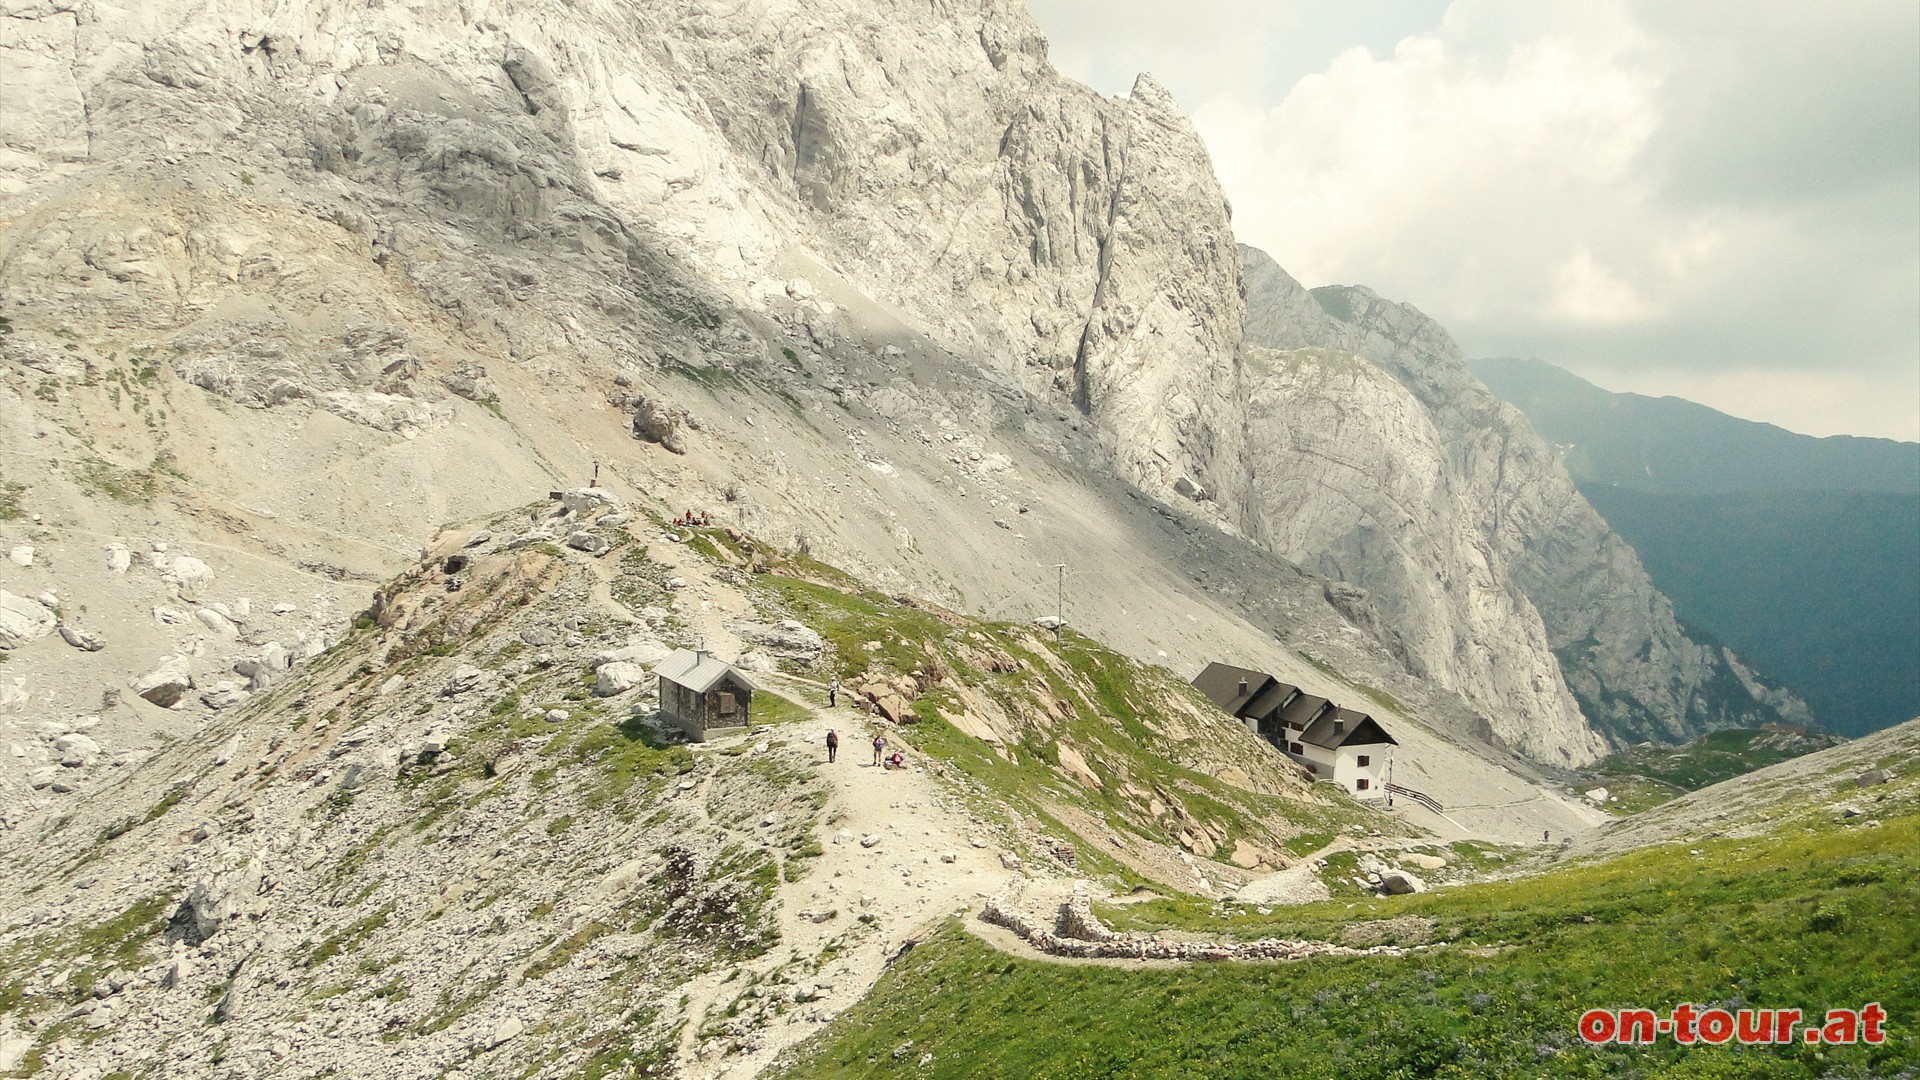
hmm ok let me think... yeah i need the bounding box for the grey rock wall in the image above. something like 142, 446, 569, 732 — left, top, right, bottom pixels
1238, 246, 1809, 750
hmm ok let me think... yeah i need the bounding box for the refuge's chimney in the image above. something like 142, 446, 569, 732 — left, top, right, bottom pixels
1236, 678, 1248, 695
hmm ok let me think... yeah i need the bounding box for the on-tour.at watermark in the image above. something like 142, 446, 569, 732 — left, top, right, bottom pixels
1579, 1003, 1889, 1046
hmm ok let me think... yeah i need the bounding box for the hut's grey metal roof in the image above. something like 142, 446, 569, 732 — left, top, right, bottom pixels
655, 649, 752, 693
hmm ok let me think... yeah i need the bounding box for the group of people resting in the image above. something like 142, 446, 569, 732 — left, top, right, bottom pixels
672, 508, 712, 527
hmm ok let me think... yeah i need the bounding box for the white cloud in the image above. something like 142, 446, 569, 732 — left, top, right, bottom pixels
1040, 0, 1920, 441
1548, 248, 1655, 325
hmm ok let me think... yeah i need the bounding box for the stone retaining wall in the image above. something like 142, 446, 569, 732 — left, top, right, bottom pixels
980, 887, 1433, 963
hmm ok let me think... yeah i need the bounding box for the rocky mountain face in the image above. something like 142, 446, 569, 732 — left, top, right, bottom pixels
0, 0, 1800, 802
1237, 248, 1810, 750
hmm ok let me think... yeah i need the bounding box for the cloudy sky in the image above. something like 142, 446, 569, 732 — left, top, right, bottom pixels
1026, 0, 1920, 442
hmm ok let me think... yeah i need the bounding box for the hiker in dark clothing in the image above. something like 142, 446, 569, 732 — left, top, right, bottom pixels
826, 729, 839, 763
872, 734, 887, 766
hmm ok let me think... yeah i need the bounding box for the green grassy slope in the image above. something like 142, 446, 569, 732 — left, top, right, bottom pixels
773, 730, 1920, 1079
733, 556, 1404, 882
1591, 728, 1847, 810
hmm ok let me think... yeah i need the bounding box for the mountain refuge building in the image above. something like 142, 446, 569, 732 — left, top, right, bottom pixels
656, 648, 754, 741
1190, 662, 1399, 796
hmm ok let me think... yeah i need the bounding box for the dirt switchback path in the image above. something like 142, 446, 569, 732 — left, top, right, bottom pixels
676, 701, 1021, 1079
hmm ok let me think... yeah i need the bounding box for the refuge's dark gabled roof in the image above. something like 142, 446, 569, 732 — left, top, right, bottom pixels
1277, 692, 1331, 728
1299, 707, 1398, 750
1190, 662, 1274, 716
1242, 680, 1300, 721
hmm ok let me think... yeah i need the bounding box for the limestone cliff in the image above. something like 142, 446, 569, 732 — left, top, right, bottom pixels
1238, 247, 1811, 749
0, 0, 1803, 789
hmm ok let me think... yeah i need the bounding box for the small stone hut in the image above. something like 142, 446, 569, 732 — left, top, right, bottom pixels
656, 648, 754, 741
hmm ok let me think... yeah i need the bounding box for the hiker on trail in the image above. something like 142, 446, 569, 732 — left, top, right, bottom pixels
872, 733, 887, 766
826, 729, 839, 763
887, 750, 904, 770
828, 677, 840, 708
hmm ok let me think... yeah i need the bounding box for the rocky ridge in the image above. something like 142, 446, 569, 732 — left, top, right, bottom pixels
0, 0, 1799, 788
0, 495, 1431, 1077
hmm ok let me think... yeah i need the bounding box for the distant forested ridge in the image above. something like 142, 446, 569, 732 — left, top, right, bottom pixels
1475, 357, 1920, 736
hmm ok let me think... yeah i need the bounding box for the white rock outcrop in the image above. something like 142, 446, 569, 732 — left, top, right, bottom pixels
0, 592, 55, 650
593, 661, 647, 697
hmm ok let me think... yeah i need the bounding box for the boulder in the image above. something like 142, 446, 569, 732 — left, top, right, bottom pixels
441, 665, 487, 697
487, 1017, 525, 1049
164, 556, 213, 595
630, 394, 692, 453
171, 858, 267, 945
232, 654, 283, 691
101, 543, 132, 573
132, 661, 194, 708
55, 733, 100, 767
565, 530, 609, 555
1854, 769, 1890, 788
194, 608, 239, 636
200, 685, 250, 710
867, 690, 912, 725
58, 624, 106, 652
0, 591, 55, 649
1403, 853, 1447, 871
1380, 870, 1426, 895
439, 363, 497, 403
8, 545, 34, 567
1583, 787, 1609, 803
594, 661, 646, 697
